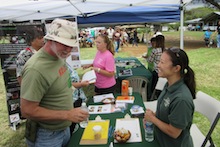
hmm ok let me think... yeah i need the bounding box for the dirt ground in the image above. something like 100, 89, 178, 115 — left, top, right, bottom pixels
120, 35, 205, 57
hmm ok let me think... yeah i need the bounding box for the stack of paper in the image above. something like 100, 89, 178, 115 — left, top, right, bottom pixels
115, 96, 135, 104
93, 93, 114, 103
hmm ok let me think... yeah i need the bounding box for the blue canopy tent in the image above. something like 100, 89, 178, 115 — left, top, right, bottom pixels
77, 6, 180, 27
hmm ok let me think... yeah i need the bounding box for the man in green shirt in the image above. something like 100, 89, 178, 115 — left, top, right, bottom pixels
21, 18, 89, 147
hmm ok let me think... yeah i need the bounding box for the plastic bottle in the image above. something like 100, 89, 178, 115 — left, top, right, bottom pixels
145, 121, 154, 142
121, 80, 129, 96
79, 102, 89, 128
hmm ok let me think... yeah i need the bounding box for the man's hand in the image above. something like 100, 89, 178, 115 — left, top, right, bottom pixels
68, 107, 89, 123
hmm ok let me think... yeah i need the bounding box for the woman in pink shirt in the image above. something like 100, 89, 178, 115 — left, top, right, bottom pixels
83, 35, 116, 94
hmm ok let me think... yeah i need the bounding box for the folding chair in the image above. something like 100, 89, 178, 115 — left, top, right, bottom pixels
150, 77, 167, 100
190, 91, 220, 147
125, 76, 149, 102
202, 112, 220, 147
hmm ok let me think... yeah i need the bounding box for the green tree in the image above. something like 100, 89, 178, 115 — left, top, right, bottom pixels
191, 0, 220, 9
185, 7, 215, 21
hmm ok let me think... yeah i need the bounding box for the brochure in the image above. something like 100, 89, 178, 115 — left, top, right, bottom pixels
115, 96, 135, 104
118, 69, 133, 77
88, 104, 112, 114
82, 70, 96, 84
88, 104, 121, 114
93, 93, 114, 103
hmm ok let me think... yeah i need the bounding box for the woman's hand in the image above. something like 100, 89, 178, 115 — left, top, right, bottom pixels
80, 80, 90, 87
144, 109, 155, 122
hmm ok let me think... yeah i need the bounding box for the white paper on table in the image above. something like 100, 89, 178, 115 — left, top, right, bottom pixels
115, 102, 127, 109
82, 70, 96, 84
93, 93, 114, 103
111, 104, 122, 113
88, 104, 112, 114
114, 118, 142, 143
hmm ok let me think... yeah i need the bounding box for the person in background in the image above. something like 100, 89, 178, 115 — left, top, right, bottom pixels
145, 47, 195, 147
142, 37, 156, 72
20, 18, 89, 147
122, 29, 129, 47
16, 26, 44, 85
147, 35, 165, 96
204, 28, 212, 47
107, 26, 114, 40
154, 29, 162, 37
113, 28, 121, 53
83, 34, 116, 95
216, 20, 220, 48
66, 63, 89, 135
132, 29, 138, 47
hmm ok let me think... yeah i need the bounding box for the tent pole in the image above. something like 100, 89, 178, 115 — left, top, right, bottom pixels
180, 0, 184, 49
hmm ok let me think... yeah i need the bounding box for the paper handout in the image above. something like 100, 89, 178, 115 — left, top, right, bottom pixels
88, 104, 122, 114
82, 70, 96, 84
93, 93, 114, 103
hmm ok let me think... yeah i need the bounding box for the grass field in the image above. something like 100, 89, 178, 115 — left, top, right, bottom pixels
0, 31, 220, 147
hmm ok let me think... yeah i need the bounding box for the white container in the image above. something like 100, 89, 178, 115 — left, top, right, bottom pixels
128, 87, 133, 95
93, 125, 102, 140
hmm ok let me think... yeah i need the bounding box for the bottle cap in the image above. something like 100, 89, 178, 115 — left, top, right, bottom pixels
81, 102, 86, 106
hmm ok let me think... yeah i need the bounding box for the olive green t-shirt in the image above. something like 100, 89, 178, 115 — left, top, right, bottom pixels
155, 79, 194, 147
21, 49, 73, 131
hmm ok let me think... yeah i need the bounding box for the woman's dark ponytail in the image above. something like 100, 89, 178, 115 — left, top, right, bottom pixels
183, 66, 196, 99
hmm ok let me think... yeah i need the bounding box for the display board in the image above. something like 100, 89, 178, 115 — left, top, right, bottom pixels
0, 36, 28, 130
0, 24, 43, 130
64, 17, 81, 69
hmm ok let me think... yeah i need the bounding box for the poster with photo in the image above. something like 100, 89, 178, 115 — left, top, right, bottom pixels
66, 46, 81, 69
0, 24, 43, 128
7, 99, 20, 114
9, 113, 20, 123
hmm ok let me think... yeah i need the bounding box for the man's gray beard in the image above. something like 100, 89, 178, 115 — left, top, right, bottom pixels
51, 42, 70, 60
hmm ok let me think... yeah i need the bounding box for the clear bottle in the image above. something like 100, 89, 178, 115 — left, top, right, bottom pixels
79, 102, 89, 128
145, 121, 154, 142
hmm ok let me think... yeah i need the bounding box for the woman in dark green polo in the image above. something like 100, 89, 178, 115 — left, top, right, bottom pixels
144, 47, 196, 147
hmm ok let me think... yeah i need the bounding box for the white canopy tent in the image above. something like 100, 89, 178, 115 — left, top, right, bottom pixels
0, 0, 192, 49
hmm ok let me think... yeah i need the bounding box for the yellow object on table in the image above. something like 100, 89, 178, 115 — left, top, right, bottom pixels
80, 120, 110, 145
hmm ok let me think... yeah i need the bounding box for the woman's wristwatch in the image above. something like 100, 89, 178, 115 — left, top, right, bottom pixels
97, 68, 101, 73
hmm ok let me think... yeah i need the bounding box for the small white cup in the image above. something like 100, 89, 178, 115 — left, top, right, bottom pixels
93, 125, 102, 140
128, 87, 133, 95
